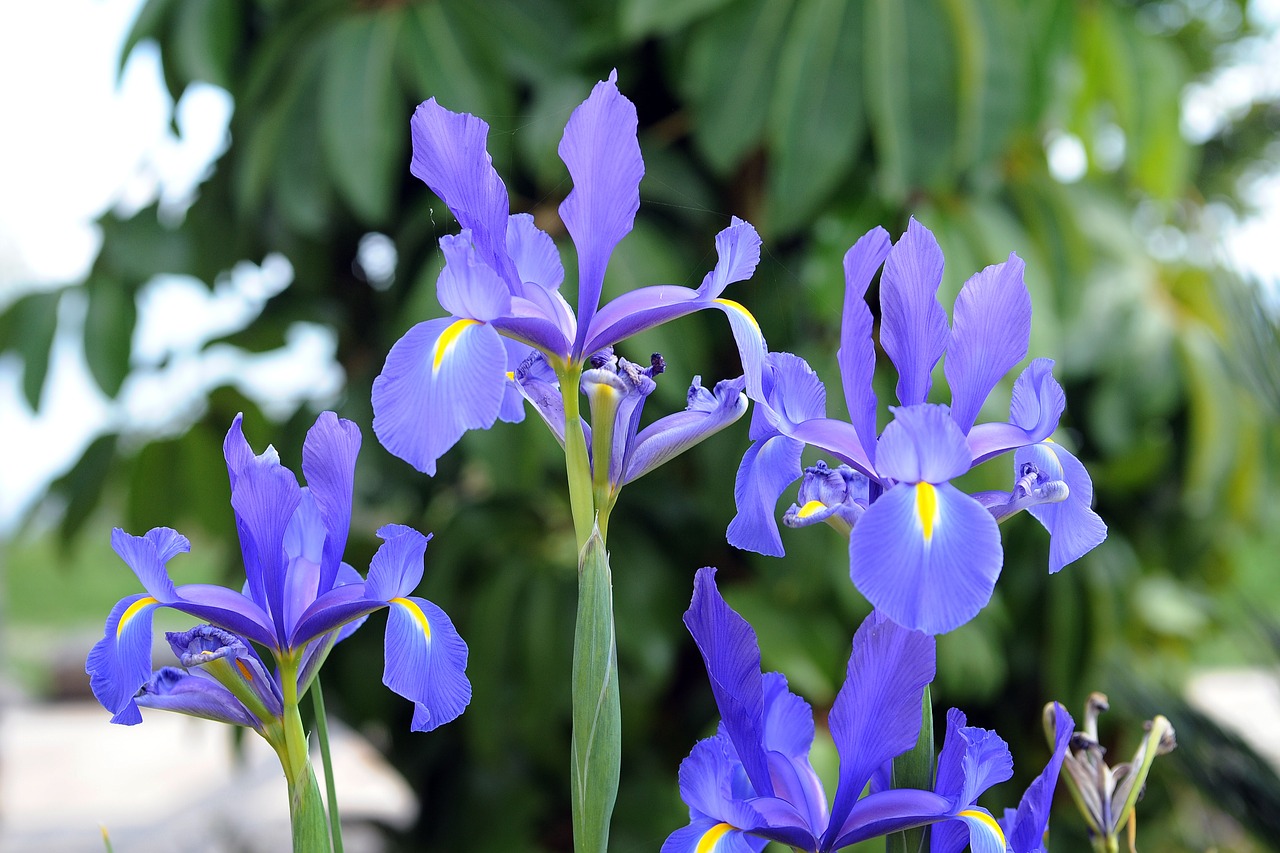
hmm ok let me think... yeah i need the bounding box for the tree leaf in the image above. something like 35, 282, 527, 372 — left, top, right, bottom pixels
173, 0, 241, 90
51, 433, 119, 547
4, 290, 63, 410
82, 278, 137, 398
117, 0, 178, 79
619, 0, 736, 41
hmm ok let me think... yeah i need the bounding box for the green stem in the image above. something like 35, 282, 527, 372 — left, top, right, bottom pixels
887, 685, 934, 853
280, 655, 331, 853
558, 363, 595, 548
311, 676, 345, 853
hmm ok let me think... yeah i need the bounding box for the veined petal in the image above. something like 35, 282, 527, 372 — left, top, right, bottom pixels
301, 412, 360, 595
1022, 442, 1107, 573
787, 419, 875, 480
839, 226, 891, 459
933, 708, 1013, 811
1003, 703, 1074, 853
939, 808, 1008, 853
675, 735, 776, 834
623, 377, 748, 485
296, 563, 371, 687
559, 71, 644, 356
726, 434, 803, 557
880, 218, 948, 407
875, 404, 972, 485
110, 528, 182, 602
684, 568, 774, 796
823, 611, 934, 846
828, 788, 953, 849
372, 316, 507, 475
759, 352, 826, 433
365, 524, 431, 601
945, 253, 1031, 433
514, 350, 575, 446
967, 358, 1065, 466
86, 593, 161, 724
499, 338, 533, 424
382, 595, 470, 732
662, 819, 763, 853
410, 99, 519, 289
506, 212, 564, 292
585, 285, 701, 354
170, 583, 278, 650
437, 231, 514, 321
849, 482, 1002, 634
134, 666, 258, 728
714, 297, 769, 403
697, 217, 763, 298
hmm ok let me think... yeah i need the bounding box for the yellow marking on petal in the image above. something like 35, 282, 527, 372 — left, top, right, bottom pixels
391, 597, 432, 641
1044, 436, 1055, 444
713, 297, 762, 334
117, 596, 158, 637
797, 500, 827, 519
958, 809, 1006, 846
236, 659, 254, 681
915, 482, 939, 542
506, 371, 515, 382
432, 318, 481, 373
695, 822, 735, 853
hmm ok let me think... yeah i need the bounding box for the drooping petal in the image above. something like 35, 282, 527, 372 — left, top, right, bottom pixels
110, 528, 182, 602
662, 819, 764, 853
874, 404, 972, 485
758, 352, 827, 434
848, 482, 1002, 634
828, 787, 954, 849
944, 253, 1032, 433
684, 567, 773, 797
134, 666, 258, 728
623, 377, 748, 485
301, 412, 360, 596
839, 226, 891, 458
823, 611, 935, 847
499, 338, 533, 423
967, 358, 1065, 466
879, 218, 949, 407
933, 708, 1014, 812
674, 735, 776, 838
365, 524, 431, 601
726, 434, 803, 557
436, 231, 514, 322
86, 593, 162, 724
1020, 442, 1107, 573
1003, 703, 1074, 853
381, 595, 471, 731
171, 583, 278, 649
934, 808, 1008, 853
410, 99, 519, 289
559, 71, 644, 356
514, 350, 575, 446
372, 316, 508, 475
713, 297, 770, 403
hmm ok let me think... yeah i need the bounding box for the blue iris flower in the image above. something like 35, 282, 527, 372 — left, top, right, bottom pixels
728, 220, 1107, 634
86, 412, 470, 734
372, 71, 767, 476
666, 568, 1075, 853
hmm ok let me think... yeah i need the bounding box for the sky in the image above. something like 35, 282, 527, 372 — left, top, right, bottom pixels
0, 0, 1277, 534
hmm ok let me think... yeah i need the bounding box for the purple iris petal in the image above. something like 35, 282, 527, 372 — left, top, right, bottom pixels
86, 593, 161, 724
297, 563, 371, 686
381, 595, 471, 732
409, 99, 519, 289
849, 481, 1002, 635
930, 707, 1014, 853
786, 419, 875, 479
726, 434, 803, 557
372, 315, 509, 476
671, 735, 773, 843
506, 212, 565, 292
558, 70, 643, 356
879, 218, 949, 407
839, 226, 891, 458
760, 352, 827, 433
874, 404, 972, 485
783, 462, 867, 530
301, 412, 360, 595
1020, 442, 1107, 573
967, 358, 1065, 466
823, 611, 935, 848
623, 376, 748, 485
282, 491, 325, 634
514, 350, 576, 446
135, 667, 258, 728
436, 232, 514, 322
499, 338, 533, 424
365, 524, 431, 601
945, 254, 1032, 433
110, 527, 181, 602
170, 583, 278, 649
828, 788, 954, 849
1002, 703, 1074, 853
663, 816, 764, 853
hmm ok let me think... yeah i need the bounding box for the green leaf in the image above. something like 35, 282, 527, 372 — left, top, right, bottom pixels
320, 12, 404, 224
173, 0, 241, 90
766, 0, 864, 235
51, 433, 118, 546
82, 279, 137, 398
619, 0, 736, 41
888, 685, 935, 853
397, 2, 501, 115
3, 290, 62, 409
683, 0, 794, 175
117, 0, 178, 79
571, 529, 621, 853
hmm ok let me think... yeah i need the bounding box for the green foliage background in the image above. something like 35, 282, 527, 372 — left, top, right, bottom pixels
5, 0, 1280, 850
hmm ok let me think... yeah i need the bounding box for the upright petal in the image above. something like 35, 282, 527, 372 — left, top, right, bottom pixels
365, 525, 432, 602
302, 412, 361, 594
410, 99, 519, 289
507, 212, 565, 292
933, 708, 1014, 812
879, 219, 949, 407
110, 528, 182, 602
382, 595, 471, 731
684, 568, 774, 796
623, 376, 748, 485
698, 218, 763, 299
372, 316, 508, 475
967, 358, 1065, 465
86, 593, 161, 724
671, 735, 776, 843
875, 404, 972, 485
558, 72, 644, 356
1021, 442, 1107, 573
726, 434, 803, 557
849, 482, 1002, 634
436, 232, 514, 321
1003, 704, 1074, 853
945, 253, 1032, 433
839, 227, 891, 459
823, 611, 935, 847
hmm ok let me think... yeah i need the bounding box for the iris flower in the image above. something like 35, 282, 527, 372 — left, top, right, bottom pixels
728, 220, 1106, 634
372, 71, 766, 477
86, 412, 470, 736
666, 568, 1074, 853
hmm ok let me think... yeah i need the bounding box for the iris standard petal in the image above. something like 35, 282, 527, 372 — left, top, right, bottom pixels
945, 253, 1032, 433
759, 352, 827, 433
967, 358, 1065, 466
134, 666, 258, 728
684, 567, 774, 796
662, 819, 764, 853
839, 226, 891, 458
436, 231, 514, 322
171, 583, 278, 649
879, 218, 949, 407
372, 315, 508, 476
675, 735, 776, 836
382, 595, 471, 732
559, 71, 644, 356
365, 525, 431, 601
823, 611, 935, 846
623, 377, 748, 485
410, 99, 519, 289
302, 412, 360, 594
1021, 442, 1107, 573
698, 217, 763, 298
848, 481, 1002, 634
933, 708, 1014, 812
1004, 703, 1074, 853
874, 404, 972, 485
726, 434, 803, 557
86, 593, 161, 724
110, 528, 181, 602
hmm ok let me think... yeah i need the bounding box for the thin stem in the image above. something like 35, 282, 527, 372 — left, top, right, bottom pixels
311, 676, 345, 853
558, 363, 595, 548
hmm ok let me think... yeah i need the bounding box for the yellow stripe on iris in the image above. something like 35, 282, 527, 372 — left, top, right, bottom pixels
958, 808, 1006, 846
713, 298, 762, 334
117, 596, 158, 637
391, 597, 432, 641
433, 318, 481, 372
915, 482, 939, 542
694, 822, 735, 853
796, 500, 827, 519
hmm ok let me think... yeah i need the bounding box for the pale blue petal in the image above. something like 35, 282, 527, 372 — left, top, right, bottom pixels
880, 218, 948, 406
